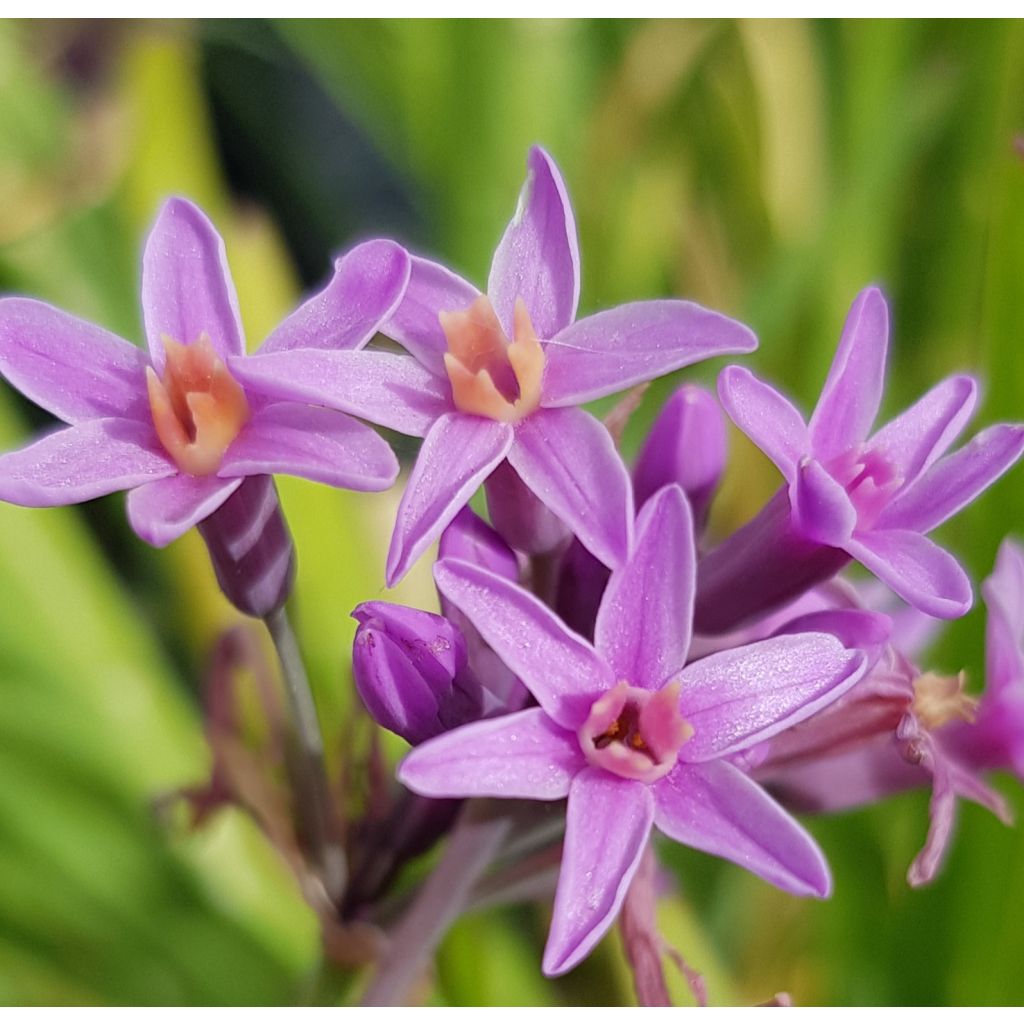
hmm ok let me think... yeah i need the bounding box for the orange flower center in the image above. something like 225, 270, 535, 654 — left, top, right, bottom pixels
440, 295, 545, 423
146, 333, 250, 476
911, 670, 977, 730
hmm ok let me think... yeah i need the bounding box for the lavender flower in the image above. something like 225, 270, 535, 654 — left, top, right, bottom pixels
698, 286, 1024, 632
230, 147, 757, 584
0, 198, 405, 614
399, 485, 870, 975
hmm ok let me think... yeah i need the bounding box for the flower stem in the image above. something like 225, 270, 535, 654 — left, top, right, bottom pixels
360, 799, 512, 1006
264, 605, 347, 906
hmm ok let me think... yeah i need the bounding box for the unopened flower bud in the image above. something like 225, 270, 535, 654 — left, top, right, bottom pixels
484, 459, 570, 555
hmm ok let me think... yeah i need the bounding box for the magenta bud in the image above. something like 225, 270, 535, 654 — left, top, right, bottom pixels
352, 602, 485, 745
633, 384, 727, 526
197, 474, 296, 618
484, 459, 570, 555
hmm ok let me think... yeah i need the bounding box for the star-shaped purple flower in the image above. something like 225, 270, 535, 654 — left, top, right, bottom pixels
0, 198, 405, 548
399, 484, 869, 975
230, 147, 757, 585
698, 286, 1024, 631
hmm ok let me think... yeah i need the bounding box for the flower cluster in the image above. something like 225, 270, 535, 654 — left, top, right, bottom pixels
2, 146, 1022, 1002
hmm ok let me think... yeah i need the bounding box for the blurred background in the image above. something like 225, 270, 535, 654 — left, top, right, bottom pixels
1, 18, 1023, 1006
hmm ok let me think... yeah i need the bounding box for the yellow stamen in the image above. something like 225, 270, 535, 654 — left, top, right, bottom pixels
912, 671, 977, 731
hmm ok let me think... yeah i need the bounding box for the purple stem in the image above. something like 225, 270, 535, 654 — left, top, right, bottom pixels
694, 488, 850, 634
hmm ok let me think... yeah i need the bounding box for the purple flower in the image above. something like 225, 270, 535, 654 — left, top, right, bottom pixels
399, 485, 869, 975
230, 147, 756, 585
698, 286, 1024, 631
0, 198, 404, 567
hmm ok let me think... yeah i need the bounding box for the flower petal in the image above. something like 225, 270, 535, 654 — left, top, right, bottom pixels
0, 298, 151, 424
507, 407, 632, 570
543, 769, 654, 976
434, 557, 614, 728
488, 146, 580, 340
142, 198, 245, 372
717, 365, 808, 479
866, 374, 977, 483
398, 708, 585, 801
983, 539, 1024, 694
230, 348, 451, 438
219, 402, 398, 491
791, 457, 857, 546
876, 424, 1024, 534
0, 420, 175, 506
678, 633, 867, 761
258, 239, 410, 354
127, 473, 242, 547
595, 485, 695, 689
386, 414, 513, 585
542, 301, 757, 407
383, 252, 481, 373
846, 529, 972, 619
654, 760, 830, 897
809, 286, 889, 461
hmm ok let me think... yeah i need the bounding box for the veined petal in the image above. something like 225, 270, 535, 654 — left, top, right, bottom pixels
383, 252, 481, 373
541, 301, 756, 407
219, 402, 398, 491
258, 239, 410, 354
595, 485, 695, 689
678, 633, 867, 761
507, 407, 632, 570
791, 457, 857, 546
398, 708, 585, 800
867, 375, 977, 483
543, 769, 654, 976
983, 539, 1024, 694
434, 558, 614, 728
230, 349, 451, 438
488, 146, 580, 341
0, 420, 175, 507
845, 529, 972, 619
717, 365, 808, 479
142, 198, 245, 372
654, 760, 830, 897
0, 298, 151, 424
127, 473, 242, 548
876, 424, 1024, 534
386, 414, 513, 585
809, 286, 889, 461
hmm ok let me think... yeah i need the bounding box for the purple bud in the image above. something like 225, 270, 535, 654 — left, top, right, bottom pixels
633, 384, 726, 526
439, 506, 519, 581
555, 538, 610, 641
484, 459, 570, 555
352, 602, 484, 745
197, 474, 295, 618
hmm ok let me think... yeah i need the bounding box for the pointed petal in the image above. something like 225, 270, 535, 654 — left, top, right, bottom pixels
717, 365, 808, 479
809, 287, 889, 460
877, 424, 1024, 533
654, 760, 830, 897
0, 420, 175, 507
678, 633, 867, 761
386, 414, 513, 584
0, 298, 151, 424
258, 239, 410, 354
383, 252, 481, 373
507, 407, 632, 570
230, 349, 451, 438
219, 402, 398, 491
595, 485, 695, 688
867, 375, 977, 482
127, 472, 242, 547
541, 301, 756, 406
142, 198, 245, 371
398, 708, 585, 800
983, 539, 1024, 694
434, 558, 614, 728
543, 770, 654, 976
791, 457, 857, 546
846, 529, 973, 619
488, 146, 580, 340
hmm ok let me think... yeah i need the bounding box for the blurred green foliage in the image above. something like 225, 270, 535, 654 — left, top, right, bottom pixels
0, 17, 1022, 1006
